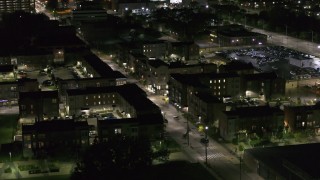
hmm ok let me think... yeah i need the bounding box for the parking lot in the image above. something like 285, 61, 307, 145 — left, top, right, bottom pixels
219, 46, 320, 80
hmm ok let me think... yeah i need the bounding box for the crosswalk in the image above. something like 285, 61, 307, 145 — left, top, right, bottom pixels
200, 152, 225, 160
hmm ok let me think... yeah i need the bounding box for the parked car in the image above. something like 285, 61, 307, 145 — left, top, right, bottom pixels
42, 80, 54, 86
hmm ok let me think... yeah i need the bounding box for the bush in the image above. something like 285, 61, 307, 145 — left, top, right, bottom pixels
238, 144, 244, 152
4, 167, 12, 173
232, 138, 238, 145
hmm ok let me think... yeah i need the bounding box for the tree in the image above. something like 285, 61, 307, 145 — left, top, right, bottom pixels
46, 0, 58, 11
71, 135, 162, 180
61, 0, 69, 8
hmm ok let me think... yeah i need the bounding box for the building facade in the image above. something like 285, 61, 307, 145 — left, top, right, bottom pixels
0, 0, 35, 15
219, 106, 284, 141
22, 120, 89, 158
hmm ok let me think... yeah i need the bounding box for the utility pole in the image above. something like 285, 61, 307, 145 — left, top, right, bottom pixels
187, 118, 190, 146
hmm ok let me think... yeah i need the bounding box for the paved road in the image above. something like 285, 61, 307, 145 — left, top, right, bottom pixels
151, 95, 263, 180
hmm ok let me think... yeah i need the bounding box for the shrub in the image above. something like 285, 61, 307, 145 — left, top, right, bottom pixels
4, 168, 12, 173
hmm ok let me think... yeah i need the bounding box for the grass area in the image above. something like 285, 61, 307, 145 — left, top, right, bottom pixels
0, 114, 19, 144
165, 137, 181, 153
134, 161, 216, 180
19, 175, 70, 180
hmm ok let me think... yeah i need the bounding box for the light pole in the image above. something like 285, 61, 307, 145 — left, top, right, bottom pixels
187, 117, 190, 146
239, 152, 244, 180
205, 126, 208, 165
240, 155, 242, 180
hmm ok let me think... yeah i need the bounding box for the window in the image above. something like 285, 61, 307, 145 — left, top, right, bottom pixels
98, 95, 100, 99
210, 80, 212, 84
24, 135, 31, 141
297, 115, 301, 120
131, 127, 138, 133
115, 128, 122, 134
223, 79, 225, 82
86, 96, 88, 100
52, 99, 57, 103
218, 80, 220, 83
94, 96, 96, 99
21, 105, 26, 110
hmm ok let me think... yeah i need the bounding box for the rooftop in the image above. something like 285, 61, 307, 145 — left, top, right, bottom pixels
224, 106, 283, 117
195, 92, 222, 103
22, 120, 88, 133
19, 90, 58, 99
245, 143, 320, 179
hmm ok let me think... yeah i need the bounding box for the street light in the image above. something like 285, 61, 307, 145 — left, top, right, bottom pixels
240, 155, 242, 180
187, 116, 190, 146
205, 126, 208, 165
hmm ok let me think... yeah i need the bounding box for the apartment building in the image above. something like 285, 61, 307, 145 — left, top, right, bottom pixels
0, 0, 35, 15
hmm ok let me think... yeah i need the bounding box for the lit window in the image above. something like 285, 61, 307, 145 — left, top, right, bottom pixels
214, 80, 216, 83
218, 80, 220, 83
210, 80, 212, 84
98, 95, 100, 98
113, 100, 115, 104
86, 96, 88, 100
98, 101, 101, 105
218, 86, 220, 89
115, 128, 122, 134
223, 79, 225, 82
